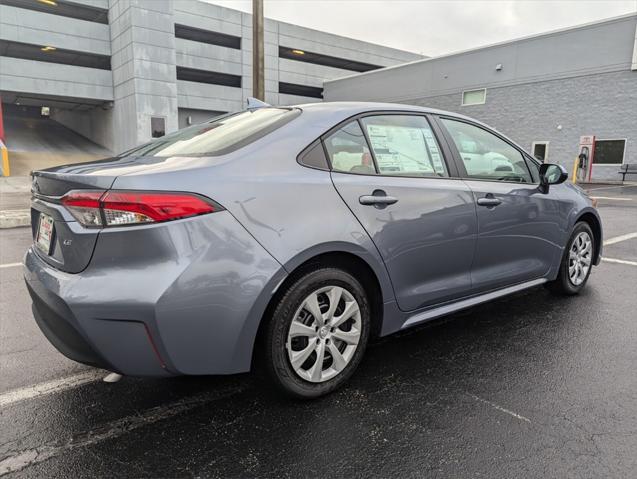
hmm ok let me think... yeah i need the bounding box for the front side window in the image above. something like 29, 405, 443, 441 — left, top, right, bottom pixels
441, 118, 532, 183
324, 121, 375, 174
360, 115, 448, 177
122, 108, 300, 157
524, 155, 541, 183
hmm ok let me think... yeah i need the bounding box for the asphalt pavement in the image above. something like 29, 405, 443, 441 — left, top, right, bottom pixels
1, 184, 636, 478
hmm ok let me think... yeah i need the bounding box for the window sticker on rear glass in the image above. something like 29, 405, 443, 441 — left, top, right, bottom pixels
421, 129, 446, 174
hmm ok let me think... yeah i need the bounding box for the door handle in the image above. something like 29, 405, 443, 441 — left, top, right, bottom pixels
476, 195, 502, 207
359, 191, 398, 207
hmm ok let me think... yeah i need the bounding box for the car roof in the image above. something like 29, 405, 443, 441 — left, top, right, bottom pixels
291, 101, 518, 142
287, 101, 499, 132
291, 101, 472, 121
281, 101, 528, 157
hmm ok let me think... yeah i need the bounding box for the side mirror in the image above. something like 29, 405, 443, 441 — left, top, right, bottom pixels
539, 163, 568, 193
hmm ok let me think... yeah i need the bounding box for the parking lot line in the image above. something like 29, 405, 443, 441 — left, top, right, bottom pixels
0, 385, 246, 476
0, 371, 103, 408
602, 257, 637, 267
590, 196, 633, 201
585, 185, 635, 192
0, 262, 22, 269
604, 232, 637, 246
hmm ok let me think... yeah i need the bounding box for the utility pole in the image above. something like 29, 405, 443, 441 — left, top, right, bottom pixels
252, 0, 265, 100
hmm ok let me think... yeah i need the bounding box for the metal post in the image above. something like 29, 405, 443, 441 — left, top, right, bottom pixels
252, 0, 265, 100
0, 97, 4, 142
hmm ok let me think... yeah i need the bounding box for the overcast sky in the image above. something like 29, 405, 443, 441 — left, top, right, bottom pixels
206, 0, 637, 56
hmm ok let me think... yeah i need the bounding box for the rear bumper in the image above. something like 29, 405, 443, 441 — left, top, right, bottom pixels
24, 211, 285, 377
27, 282, 113, 370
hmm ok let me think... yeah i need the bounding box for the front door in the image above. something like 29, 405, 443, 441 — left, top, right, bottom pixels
438, 117, 564, 292
326, 114, 477, 311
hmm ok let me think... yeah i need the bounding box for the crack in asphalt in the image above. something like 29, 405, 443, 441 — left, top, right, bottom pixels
465, 393, 532, 423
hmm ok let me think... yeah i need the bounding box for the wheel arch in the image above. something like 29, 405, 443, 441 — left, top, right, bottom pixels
574, 209, 603, 265
249, 248, 390, 370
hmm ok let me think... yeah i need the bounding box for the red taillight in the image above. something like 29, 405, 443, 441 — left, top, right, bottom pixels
61, 191, 104, 227
100, 191, 216, 226
61, 190, 220, 227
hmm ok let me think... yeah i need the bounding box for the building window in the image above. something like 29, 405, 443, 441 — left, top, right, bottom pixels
594, 139, 626, 165
176, 67, 242, 88
174, 24, 241, 50
461, 88, 486, 106
531, 141, 549, 162
279, 82, 323, 99
0, 39, 111, 70
151, 117, 166, 138
0, 0, 108, 24
279, 46, 382, 73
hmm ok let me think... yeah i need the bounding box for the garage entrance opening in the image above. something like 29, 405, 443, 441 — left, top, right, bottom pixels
1, 92, 112, 176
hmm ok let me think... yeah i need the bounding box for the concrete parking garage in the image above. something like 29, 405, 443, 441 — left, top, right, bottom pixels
0, 184, 635, 478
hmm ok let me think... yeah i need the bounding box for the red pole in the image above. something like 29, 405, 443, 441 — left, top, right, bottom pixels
0, 98, 4, 142
587, 136, 596, 182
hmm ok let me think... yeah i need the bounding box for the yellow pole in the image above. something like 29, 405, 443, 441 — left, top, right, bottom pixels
0, 140, 9, 177
571, 157, 578, 184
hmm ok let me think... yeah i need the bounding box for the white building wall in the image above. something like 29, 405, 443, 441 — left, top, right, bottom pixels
109, 0, 179, 153
177, 80, 243, 113
0, 57, 113, 100
172, 0, 423, 108
175, 39, 243, 75
0, 5, 111, 55
324, 14, 637, 182
1, 0, 423, 153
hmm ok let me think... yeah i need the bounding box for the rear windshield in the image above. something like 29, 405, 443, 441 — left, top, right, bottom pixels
122, 107, 301, 157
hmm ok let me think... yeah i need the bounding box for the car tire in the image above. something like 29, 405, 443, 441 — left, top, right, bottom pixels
546, 221, 595, 295
263, 267, 371, 399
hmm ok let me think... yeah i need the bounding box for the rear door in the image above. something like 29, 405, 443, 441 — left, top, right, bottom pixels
436, 116, 564, 292
328, 113, 477, 312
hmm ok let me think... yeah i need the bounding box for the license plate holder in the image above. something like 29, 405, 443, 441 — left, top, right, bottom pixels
36, 213, 54, 255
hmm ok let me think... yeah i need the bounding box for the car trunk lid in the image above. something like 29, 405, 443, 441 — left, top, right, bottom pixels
31, 162, 120, 273
30, 155, 217, 273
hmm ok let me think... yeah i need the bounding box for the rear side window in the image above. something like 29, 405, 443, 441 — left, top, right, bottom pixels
324, 121, 375, 174
299, 141, 329, 170
441, 118, 533, 183
361, 115, 448, 177
122, 108, 300, 157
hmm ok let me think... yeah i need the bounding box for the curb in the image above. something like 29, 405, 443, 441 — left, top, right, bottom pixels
0, 209, 30, 229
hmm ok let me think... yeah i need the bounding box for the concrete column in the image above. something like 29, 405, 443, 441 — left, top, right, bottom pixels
109, 0, 178, 153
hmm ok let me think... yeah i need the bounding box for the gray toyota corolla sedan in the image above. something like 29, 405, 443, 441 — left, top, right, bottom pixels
24, 101, 602, 398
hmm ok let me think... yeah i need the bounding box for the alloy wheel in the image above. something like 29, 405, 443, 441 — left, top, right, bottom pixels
286, 286, 362, 383
568, 231, 592, 286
